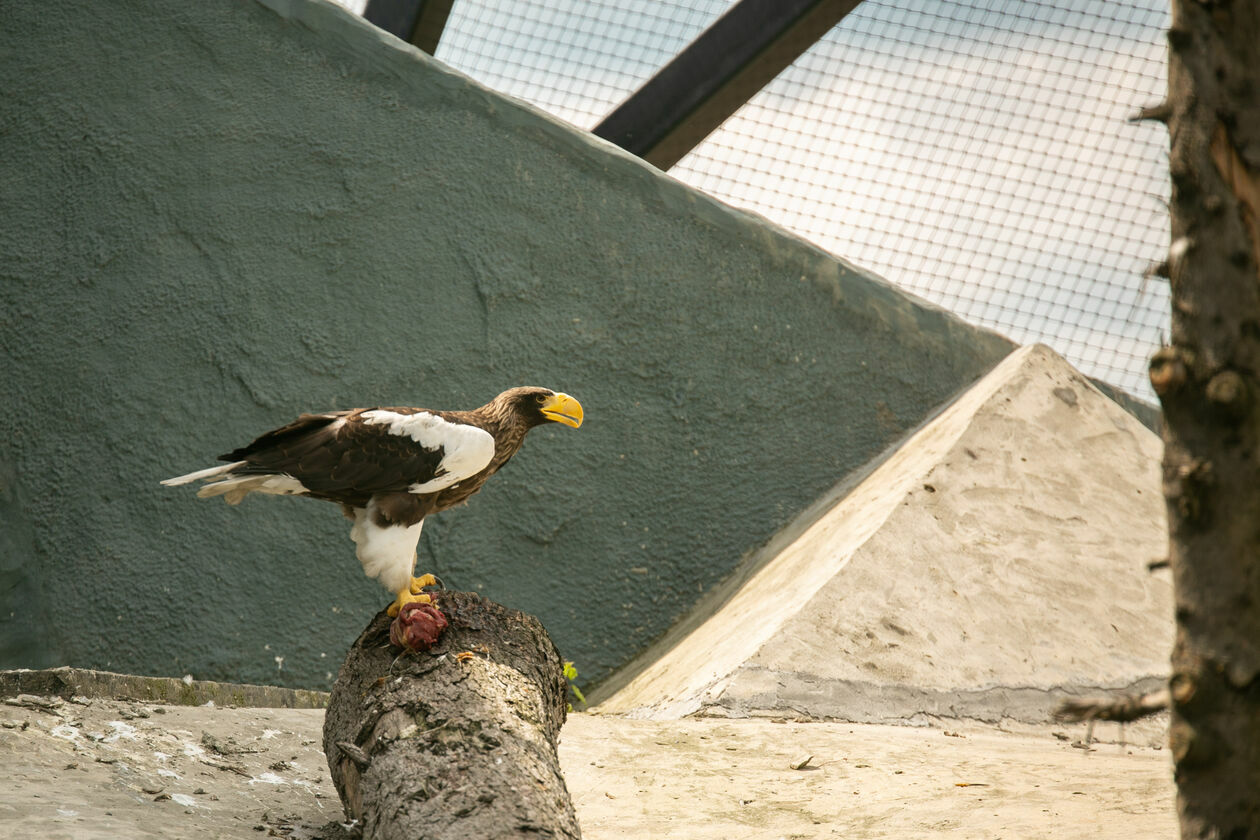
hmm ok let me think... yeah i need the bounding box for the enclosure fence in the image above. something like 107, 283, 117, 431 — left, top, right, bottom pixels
343, 0, 1171, 401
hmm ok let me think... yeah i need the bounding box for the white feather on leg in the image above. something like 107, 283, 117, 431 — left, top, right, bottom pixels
349, 499, 422, 595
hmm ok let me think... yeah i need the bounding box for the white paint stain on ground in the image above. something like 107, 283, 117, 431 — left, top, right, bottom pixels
249, 772, 286, 785
290, 777, 327, 799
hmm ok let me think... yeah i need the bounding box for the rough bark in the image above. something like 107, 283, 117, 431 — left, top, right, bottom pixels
323, 592, 581, 840
1158, 2, 1260, 836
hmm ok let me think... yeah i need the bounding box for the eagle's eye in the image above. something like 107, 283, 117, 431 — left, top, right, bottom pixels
534, 393, 548, 405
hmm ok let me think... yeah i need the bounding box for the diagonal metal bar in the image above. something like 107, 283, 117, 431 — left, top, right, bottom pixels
363, 0, 456, 56
594, 0, 864, 171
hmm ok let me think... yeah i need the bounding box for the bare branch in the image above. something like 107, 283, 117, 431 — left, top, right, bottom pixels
1053, 688, 1170, 724
1130, 102, 1172, 124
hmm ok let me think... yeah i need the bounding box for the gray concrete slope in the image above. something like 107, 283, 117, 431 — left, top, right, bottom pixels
0, 0, 1017, 689
599, 345, 1171, 723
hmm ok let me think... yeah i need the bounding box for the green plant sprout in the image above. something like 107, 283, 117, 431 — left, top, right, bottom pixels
563, 660, 586, 711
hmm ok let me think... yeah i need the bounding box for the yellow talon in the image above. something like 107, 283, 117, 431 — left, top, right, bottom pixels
387, 589, 432, 617
409, 574, 438, 595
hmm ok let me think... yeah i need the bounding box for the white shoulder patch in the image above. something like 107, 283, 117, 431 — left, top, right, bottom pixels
359, 410, 496, 494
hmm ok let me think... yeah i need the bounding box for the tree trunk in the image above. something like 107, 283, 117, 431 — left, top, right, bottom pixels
322, 592, 581, 840
1157, 2, 1260, 836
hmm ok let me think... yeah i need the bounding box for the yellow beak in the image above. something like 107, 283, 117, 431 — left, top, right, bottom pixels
541, 392, 584, 428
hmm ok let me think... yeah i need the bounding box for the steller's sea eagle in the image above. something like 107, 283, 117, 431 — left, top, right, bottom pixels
162, 387, 583, 615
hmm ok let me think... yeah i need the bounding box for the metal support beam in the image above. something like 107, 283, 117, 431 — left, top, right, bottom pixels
593, 0, 863, 171
363, 0, 455, 56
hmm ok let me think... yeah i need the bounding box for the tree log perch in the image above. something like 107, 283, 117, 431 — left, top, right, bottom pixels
323, 591, 581, 839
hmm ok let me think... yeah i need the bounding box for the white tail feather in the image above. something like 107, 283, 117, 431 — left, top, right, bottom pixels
160, 461, 247, 487
196, 474, 309, 505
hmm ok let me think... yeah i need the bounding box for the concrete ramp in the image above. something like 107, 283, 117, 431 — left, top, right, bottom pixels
598, 345, 1170, 723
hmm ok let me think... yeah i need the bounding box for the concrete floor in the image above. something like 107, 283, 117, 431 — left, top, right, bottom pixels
0, 697, 1173, 839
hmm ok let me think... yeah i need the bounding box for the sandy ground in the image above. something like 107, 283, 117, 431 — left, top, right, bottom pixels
562, 713, 1174, 839
0, 694, 1174, 839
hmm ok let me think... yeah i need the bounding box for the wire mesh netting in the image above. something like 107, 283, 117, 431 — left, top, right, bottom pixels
672, 0, 1170, 400
341, 0, 1171, 401
436, 0, 735, 128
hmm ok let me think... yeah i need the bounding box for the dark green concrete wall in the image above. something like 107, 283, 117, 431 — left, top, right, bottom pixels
0, 0, 1015, 689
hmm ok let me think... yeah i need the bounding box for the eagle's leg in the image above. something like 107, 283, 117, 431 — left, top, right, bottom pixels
389, 574, 438, 615
409, 573, 438, 595
350, 498, 436, 618
388, 588, 431, 617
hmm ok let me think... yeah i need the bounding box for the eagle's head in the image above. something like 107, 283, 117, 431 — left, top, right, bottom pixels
493, 387, 584, 429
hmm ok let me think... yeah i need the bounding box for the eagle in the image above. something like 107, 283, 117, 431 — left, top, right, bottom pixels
162, 387, 583, 616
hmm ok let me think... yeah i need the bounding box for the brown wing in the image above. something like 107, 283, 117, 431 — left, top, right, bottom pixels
219, 412, 349, 462
219, 410, 452, 507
